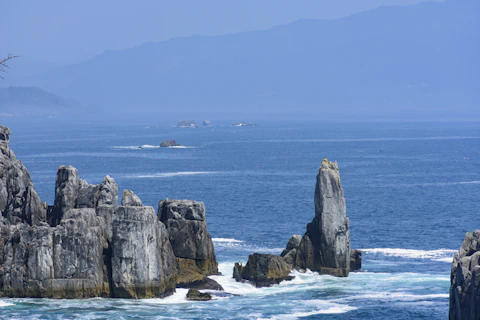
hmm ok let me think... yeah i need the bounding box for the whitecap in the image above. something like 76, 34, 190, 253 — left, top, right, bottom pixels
212, 238, 244, 243
140, 289, 189, 304
0, 300, 14, 307
123, 171, 218, 178
361, 248, 456, 261
257, 301, 356, 319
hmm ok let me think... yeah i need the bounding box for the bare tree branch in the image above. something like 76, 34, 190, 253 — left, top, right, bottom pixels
0, 54, 19, 79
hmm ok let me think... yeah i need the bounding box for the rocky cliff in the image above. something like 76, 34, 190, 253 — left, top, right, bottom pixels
449, 230, 480, 320
0, 125, 218, 298
158, 199, 220, 289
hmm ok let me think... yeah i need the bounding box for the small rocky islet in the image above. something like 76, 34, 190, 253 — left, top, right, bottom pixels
1, 124, 479, 317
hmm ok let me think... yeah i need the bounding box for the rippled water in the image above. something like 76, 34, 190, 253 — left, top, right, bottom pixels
1, 120, 479, 319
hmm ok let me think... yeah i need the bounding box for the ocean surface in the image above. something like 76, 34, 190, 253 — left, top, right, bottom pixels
1, 120, 479, 319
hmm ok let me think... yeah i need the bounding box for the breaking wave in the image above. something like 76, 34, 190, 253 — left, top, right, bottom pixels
361, 248, 456, 262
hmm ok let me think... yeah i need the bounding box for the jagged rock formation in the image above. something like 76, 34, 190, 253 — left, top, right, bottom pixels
233, 254, 293, 287
449, 230, 480, 320
158, 199, 221, 290
290, 159, 350, 276
0, 126, 46, 226
202, 120, 211, 127
0, 125, 220, 299
177, 120, 196, 128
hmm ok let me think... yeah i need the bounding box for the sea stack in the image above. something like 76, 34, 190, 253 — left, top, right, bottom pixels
449, 230, 480, 320
282, 158, 351, 277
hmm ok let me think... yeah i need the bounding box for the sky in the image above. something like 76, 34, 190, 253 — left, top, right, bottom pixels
1, 0, 439, 65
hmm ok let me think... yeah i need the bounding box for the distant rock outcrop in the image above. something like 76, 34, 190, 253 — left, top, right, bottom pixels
158, 199, 221, 290
177, 120, 196, 128
202, 120, 211, 127
160, 140, 181, 148
0, 124, 219, 299
449, 230, 480, 320
233, 254, 293, 287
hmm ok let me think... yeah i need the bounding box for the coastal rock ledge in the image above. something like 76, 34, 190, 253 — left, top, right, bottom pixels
449, 230, 480, 320
0, 125, 219, 299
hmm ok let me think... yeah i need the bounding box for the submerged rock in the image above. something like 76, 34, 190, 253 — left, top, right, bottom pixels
449, 230, 480, 320
186, 288, 212, 301
160, 140, 181, 148
158, 199, 221, 290
234, 254, 293, 287
293, 159, 350, 277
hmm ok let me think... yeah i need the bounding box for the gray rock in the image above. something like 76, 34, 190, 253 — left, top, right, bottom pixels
111, 206, 177, 298
121, 190, 143, 206
51, 168, 118, 225
350, 249, 362, 272
160, 140, 180, 148
186, 288, 212, 301
233, 253, 293, 287
286, 235, 302, 251
294, 159, 350, 277
449, 230, 480, 320
1, 208, 110, 298
0, 125, 46, 226
158, 199, 219, 288
202, 120, 211, 127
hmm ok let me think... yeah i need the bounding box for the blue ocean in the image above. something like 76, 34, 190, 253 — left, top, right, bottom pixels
1, 120, 479, 319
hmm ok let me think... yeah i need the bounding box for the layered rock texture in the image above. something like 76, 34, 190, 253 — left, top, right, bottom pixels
159, 199, 220, 289
449, 230, 480, 320
0, 125, 219, 299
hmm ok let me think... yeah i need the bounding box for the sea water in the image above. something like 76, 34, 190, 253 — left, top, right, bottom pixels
0, 121, 478, 319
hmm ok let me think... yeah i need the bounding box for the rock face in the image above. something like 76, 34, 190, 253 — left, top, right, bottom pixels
282, 159, 351, 277
449, 230, 480, 320
0, 125, 46, 226
158, 199, 220, 289
111, 206, 177, 298
0, 125, 204, 299
160, 140, 181, 148
234, 254, 293, 287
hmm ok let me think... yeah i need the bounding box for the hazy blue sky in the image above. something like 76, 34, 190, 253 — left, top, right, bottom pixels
2, 0, 438, 65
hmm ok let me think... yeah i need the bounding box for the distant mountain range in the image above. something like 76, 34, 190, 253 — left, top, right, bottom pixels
7, 0, 480, 120
0, 87, 90, 118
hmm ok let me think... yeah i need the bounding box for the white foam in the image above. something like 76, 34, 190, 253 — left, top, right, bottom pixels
140, 144, 160, 149
258, 301, 356, 319
361, 248, 456, 261
123, 171, 218, 178
212, 238, 244, 243
140, 289, 189, 304
345, 292, 448, 302
0, 300, 14, 307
